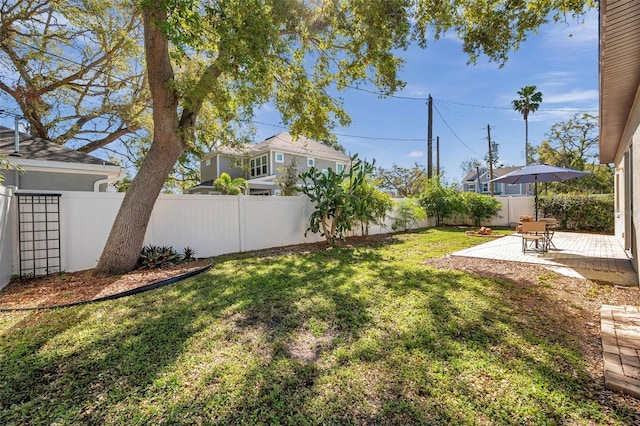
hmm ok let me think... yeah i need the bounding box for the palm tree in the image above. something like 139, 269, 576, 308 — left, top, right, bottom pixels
213, 172, 248, 195
512, 85, 543, 166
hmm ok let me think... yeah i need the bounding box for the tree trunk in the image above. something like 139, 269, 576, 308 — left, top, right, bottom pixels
94, 135, 185, 276
94, 3, 185, 276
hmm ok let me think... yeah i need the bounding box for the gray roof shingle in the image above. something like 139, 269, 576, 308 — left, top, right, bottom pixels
0, 126, 117, 166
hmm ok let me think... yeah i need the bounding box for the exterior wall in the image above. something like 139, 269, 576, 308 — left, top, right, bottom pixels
272, 152, 307, 177
611, 87, 640, 279
498, 183, 527, 196
4, 170, 108, 192
631, 126, 640, 274
219, 156, 245, 179
200, 156, 218, 182
201, 155, 245, 182
463, 179, 526, 196
0, 186, 13, 288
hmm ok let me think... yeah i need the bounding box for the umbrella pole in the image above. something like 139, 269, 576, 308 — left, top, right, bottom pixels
534, 179, 538, 221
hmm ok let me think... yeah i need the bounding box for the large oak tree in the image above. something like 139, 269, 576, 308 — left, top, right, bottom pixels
95, 0, 595, 275
0, 0, 148, 151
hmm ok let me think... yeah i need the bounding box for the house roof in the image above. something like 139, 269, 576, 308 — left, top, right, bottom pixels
599, 0, 640, 163
0, 126, 118, 166
249, 132, 350, 161
462, 166, 523, 183
204, 131, 351, 162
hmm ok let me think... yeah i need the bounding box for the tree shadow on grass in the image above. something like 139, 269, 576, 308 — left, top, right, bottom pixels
0, 244, 379, 424
1, 233, 638, 424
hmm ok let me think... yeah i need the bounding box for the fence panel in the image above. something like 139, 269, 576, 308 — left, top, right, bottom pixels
2, 191, 536, 279
145, 194, 241, 258
0, 186, 13, 288
60, 191, 123, 272
485, 196, 535, 227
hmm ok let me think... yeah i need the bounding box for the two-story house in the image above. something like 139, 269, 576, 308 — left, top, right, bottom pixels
187, 131, 351, 195
462, 166, 528, 196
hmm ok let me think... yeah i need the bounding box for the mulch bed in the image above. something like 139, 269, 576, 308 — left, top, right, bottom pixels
0, 259, 212, 309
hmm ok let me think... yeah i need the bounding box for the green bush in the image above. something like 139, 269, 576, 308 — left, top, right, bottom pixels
460, 192, 502, 227
538, 194, 613, 233
419, 176, 463, 226
391, 198, 426, 231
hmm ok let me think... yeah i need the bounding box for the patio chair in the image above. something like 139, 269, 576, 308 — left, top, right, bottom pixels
521, 221, 547, 254
539, 218, 558, 249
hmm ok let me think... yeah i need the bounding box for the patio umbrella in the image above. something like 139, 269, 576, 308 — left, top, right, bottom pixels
490, 164, 591, 220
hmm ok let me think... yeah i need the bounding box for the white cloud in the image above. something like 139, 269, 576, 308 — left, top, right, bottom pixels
409, 151, 424, 158
544, 89, 598, 104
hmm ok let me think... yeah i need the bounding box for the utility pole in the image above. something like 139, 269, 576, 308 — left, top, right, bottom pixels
436, 136, 440, 176
427, 94, 433, 178
487, 124, 494, 196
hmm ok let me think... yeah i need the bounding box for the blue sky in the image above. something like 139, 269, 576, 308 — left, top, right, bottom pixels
254, 11, 599, 183
0, 11, 598, 185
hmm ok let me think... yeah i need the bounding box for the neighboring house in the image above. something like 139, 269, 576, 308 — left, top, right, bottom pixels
187, 131, 351, 195
599, 0, 640, 280
462, 166, 528, 196
0, 126, 124, 192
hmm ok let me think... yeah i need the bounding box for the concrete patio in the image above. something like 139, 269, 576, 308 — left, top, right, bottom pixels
452, 231, 637, 286
452, 231, 640, 399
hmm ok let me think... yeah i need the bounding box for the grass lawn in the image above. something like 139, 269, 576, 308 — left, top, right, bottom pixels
0, 227, 636, 425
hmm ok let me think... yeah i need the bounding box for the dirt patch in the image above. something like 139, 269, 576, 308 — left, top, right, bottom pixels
0, 259, 212, 309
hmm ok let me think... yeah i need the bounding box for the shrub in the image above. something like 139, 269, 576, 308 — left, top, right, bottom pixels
300, 154, 374, 244
538, 194, 613, 233
182, 246, 196, 261
419, 176, 464, 226
138, 245, 181, 269
391, 198, 426, 232
461, 192, 502, 227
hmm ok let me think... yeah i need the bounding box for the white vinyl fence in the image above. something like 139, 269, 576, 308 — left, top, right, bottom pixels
0, 186, 13, 287
0, 190, 534, 288
486, 195, 535, 227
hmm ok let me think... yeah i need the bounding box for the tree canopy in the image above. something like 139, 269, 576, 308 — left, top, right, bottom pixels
375, 163, 428, 198
0, 0, 147, 151
537, 113, 613, 194
27, 0, 592, 276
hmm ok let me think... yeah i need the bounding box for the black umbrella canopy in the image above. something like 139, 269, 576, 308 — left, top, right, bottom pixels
490, 164, 592, 220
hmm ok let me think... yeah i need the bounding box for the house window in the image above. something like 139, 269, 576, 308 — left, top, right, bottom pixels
322, 169, 329, 176
275, 152, 284, 163
336, 162, 344, 173
205, 159, 211, 166
307, 158, 314, 167
467, 184, 475, 192
482, 183, 489, 193
250, 154, 268, 177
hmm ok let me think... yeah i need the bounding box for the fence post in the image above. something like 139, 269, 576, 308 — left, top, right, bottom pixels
0, 187, 14, 288
238, 194, 245, 252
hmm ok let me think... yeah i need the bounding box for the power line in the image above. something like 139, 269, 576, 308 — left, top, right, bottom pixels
252, 120, 424, 142
432, 102, 479, 155
343, 84, 427, 101
5, 38, 596, 151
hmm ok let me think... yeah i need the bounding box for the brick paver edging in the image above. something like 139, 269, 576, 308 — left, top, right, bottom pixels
601, 305, 640, 398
